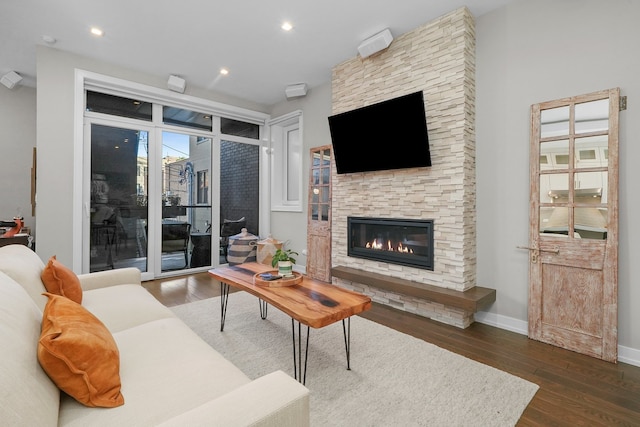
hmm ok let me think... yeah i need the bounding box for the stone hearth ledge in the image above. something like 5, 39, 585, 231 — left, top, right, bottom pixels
331, 266, 496, 328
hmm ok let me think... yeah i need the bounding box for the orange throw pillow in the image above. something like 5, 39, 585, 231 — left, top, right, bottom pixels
38, 293, 124, 408
41, 255, 83, 304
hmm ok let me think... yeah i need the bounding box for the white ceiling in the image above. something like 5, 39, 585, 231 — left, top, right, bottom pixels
0, 0, 512, 106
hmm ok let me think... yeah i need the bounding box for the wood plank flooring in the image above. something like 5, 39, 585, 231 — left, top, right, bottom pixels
142, 272, 640, 426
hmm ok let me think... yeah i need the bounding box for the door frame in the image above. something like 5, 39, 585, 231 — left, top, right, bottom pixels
306, 145, 332, 282
528, 88, 620, 362
73, 70, 270, 275
83, 117, 157, 281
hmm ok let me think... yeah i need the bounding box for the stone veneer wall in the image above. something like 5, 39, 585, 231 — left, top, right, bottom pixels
331, 8, 476, 326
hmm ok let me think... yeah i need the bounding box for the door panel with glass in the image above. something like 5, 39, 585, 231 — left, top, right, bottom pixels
159, 131, 212, 273
306, 145, 332, 282
87, 123, 150, 274
528, 88, 620, 362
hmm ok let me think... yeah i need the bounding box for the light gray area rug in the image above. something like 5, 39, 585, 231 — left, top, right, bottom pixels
171, 293, 538, 426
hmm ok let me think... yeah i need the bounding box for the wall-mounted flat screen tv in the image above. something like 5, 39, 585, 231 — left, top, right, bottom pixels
328, 91, 431, 174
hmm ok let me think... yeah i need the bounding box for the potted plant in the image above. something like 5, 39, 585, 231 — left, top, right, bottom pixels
271, 248, 298, 277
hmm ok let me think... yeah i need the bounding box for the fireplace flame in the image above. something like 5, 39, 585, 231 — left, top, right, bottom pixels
365, 239, 414, 254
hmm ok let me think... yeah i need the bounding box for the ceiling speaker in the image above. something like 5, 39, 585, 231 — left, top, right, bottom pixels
1, 71, 23, 89
285, 83, 308, 99
357, 28, 393, 59
167, 75, 186, 93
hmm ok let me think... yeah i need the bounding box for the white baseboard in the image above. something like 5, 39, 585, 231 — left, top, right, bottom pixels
474, 311, 528, 335
475, 311, 640, 368
619, 345, 640, 366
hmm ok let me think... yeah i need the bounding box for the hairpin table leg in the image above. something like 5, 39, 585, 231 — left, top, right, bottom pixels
220, 282, 230, 331
291, 318, 310, 385
342, 318, 351, 370
259, 298, 268, 319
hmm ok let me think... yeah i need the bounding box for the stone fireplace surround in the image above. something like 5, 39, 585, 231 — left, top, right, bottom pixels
329, 7, 495, 328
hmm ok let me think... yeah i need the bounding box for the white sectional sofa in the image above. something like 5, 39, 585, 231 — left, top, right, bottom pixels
0, 244, 309, 426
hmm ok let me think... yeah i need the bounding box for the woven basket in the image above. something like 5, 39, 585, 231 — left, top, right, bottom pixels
227, 228, 258, 265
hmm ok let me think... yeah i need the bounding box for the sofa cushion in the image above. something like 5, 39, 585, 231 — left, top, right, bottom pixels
82, 284, 176, 333
41, 256, 83, 304
59, 318, 251, 426
0, 244, 48, 310
157, 370, 310, 427
0, 272, 60, 427
77, 267, 141, 292
38, 293, 124, 408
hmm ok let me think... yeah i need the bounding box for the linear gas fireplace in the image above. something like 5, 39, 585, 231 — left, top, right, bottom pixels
347, 217, 434, 270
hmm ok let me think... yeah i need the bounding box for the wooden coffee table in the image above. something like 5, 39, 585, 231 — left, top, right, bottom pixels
208, 262, 372, 384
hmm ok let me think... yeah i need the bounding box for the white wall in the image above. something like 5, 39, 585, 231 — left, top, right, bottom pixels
33, 42, 327, 272
15, 0, 640, 362
269, 0, 640, 363
0, 85, 36, 234
268, 82, 333, 270
35, 46, 268, 266
475, 0, 640, 361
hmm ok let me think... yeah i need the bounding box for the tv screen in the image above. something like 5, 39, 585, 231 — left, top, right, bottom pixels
328, 91, 431, 174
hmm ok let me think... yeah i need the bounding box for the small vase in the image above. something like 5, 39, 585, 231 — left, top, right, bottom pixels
277, 260, 294, 277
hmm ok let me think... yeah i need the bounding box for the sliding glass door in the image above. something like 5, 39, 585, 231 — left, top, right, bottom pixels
86, 122, 151, 273
160, 131, 212, 272
85, 123, 214, 277
83, 90, 265, 279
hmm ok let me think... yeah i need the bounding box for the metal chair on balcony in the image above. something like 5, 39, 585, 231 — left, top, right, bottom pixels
219, 217, 245, 262
161, 222, 191, 269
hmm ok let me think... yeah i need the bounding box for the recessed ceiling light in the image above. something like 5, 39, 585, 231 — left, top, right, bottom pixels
281, 21, 293, 31
220, 68, 229, 76
90, 27, 104, 37
42, 35, 56, 44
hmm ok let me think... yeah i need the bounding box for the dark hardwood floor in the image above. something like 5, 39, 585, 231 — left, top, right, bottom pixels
142, 272, 640, 426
